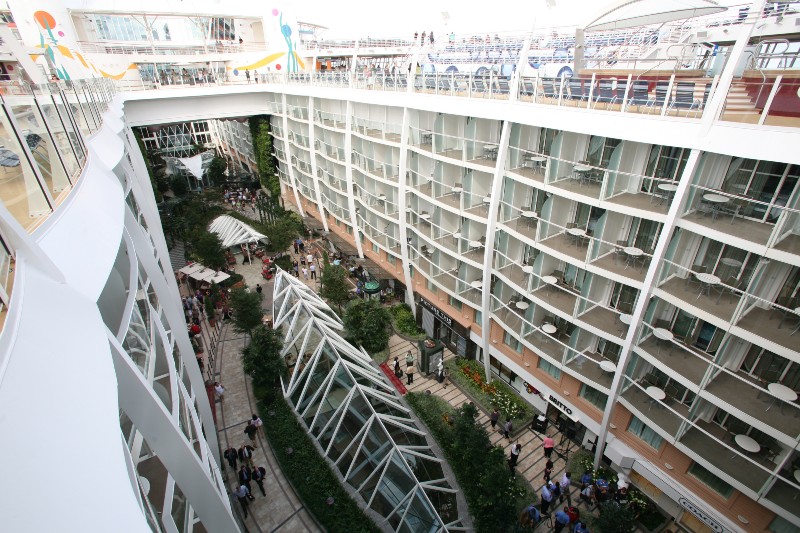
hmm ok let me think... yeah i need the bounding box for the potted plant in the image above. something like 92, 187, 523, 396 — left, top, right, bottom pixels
206, 297, 216, 327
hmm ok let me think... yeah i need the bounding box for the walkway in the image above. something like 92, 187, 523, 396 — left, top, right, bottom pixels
386, 335, 585, 514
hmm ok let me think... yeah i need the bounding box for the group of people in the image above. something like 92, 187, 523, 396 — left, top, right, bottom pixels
224, 414, 266, 519
413, 31, 435, 46
224, 187, 257, 214
291, 250, 318, 280
393, 351, 417, 385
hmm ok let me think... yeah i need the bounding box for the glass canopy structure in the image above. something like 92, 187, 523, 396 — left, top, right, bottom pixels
272, 270, 467, 532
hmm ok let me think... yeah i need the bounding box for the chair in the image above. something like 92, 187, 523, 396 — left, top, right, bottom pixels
568, 79, 588, 104
550, 269, 564, 284
672, 82, 696, 112
685, 264, 707, 289
719, 198, 746, 224
628, 80, 650, 109
595, 79, 615, 108
717, 276, 742, 304
614, 240, 628, 264
649, 81, 671, 112
664, 383, 679, 402
541, 78, 557, 100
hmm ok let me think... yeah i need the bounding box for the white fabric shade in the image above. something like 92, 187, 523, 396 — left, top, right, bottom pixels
178, 153, 206, 180
208, 215, 267, 248
585, 0, 726, 31
178, 263, 205, 276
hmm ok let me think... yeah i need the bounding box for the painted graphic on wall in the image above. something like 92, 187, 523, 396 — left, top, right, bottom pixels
31, 9, 134, 80
229, 9, 304, 77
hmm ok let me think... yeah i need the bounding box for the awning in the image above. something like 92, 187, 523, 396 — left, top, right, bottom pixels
190, 267, 230, 284
179, 263, 205, 276
209, 215, 268, 248
303, 216, 325, 231
584, 0, 726, 32
357, 257, 394, 281
325, 232, 359, 257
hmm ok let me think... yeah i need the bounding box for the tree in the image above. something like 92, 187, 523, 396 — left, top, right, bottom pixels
319, 264, 351, 313
249, 115, 278, 197
242, 325, 286, 394
343, 299, 391, 354
208, 156, 228, 187
228, 287, 264, 336
170, 175, 189, 196
593, 502, 636, 533
264, 212, 302, 254
191, 232, 226, 270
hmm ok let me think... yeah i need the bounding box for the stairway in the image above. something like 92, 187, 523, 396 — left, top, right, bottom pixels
168, 240, 187, 271
721, 80, 762, 123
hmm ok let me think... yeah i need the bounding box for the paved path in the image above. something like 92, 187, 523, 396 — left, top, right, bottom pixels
386, 335, 588, 517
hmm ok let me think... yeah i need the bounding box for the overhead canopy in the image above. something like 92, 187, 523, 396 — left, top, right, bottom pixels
178, 153, 206, 180
191, 268, 230, 284
179, 263, 205, 276
584, 0, 726, 31
324, 232, 359, 257
208, 215, 267, 249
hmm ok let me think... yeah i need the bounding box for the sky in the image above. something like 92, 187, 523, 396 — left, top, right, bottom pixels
288, 0, 748, 39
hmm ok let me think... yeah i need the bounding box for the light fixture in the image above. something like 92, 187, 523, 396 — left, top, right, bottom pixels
664, 463, 674, 470
737, 516, 749, 524
609, 423, 617, 429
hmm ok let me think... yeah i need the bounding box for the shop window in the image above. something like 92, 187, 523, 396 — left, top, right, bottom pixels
627, 416, 663, 449
687, 463, 733, 498
538, 358, 561, 380
579, 384, 608, 410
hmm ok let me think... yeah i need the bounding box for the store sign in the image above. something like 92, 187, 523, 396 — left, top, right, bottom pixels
547, 393, 579, 421
678, 498, 724, 533
419, 298, 452, 327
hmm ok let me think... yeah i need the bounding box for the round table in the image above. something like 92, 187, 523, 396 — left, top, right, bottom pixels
139, 477, 151, 496
653, 328, 674, 342
703, 193, 730, 204
522, 265, 534, 274
452, 232, 462, 240
515, 301, 530, 310
451, 186, 463, 193
695, 273, 721, 299
528, 155, 547, 171
567, 227, 586, 237
620, 314, 633, 325
471, 280, 483, 289
600, 360, 617, 373
766, 383, 798, 413
541, 324, 557, 335
482, 196, 492, 204
377, 194, 386, 201
542, 275, 558, 287
469, 240, 483, 248
624, 247, 644, 270
734, 434, 761, 454
658, 183, 678, 193
574, 164, 592, 173
719, 257, 742, 269
645, 386, 666, 410
521, 210, 537, 219
419, 212, 431, 220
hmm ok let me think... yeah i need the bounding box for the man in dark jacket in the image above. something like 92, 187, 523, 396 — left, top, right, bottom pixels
252, 465, 267, 496
238, 464, 253, 495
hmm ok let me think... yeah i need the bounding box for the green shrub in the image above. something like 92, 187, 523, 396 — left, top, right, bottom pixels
258, 395, 380, 532
406, 393, 534, 533
390, 304, 425, 337
221, 273, 243, 287
273, 254, 292, 271
343, 299, 391, 354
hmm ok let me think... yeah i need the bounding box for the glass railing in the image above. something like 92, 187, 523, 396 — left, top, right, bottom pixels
75, 40, 268, 55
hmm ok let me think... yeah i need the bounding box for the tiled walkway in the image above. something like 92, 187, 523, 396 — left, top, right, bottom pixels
387, 335, 586, 514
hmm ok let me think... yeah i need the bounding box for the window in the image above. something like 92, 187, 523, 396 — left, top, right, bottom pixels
769, 515, 798, 533
538, 358, 561, 380
449, 296, 462, 311
627, 416, 663, 449
504, 331, 523, 353
387, 255, 396, 266
687, 463, 733, 498
579, 384, 608, 410
372, 243, 379, 254
475, 310, 482, 324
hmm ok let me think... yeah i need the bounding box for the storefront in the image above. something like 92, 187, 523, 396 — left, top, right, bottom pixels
417, 297, 475, 358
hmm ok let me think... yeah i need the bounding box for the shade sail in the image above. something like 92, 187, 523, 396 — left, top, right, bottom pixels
208, 215, 267, 249
585, 0, 727, 31
178, 153, 205, 180
178, 263, 205, 276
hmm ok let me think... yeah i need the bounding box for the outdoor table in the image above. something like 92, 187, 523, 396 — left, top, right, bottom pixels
522, 265, 534, 274
718, 257, 742, 278
541, 323, 557, 343
527, 154, 547, 172
567, 227, 587, 246
521, 210, 537, 229
419, 212, 431, 220
657, 182, 678, 204
624, 247, 644, 270
484, 144, 499, 160
542, 275, 558, 294
451, 186, 463, 194
515, 301, 530, 310
469, 240, 483, 248
702, 193, 730, 219
452, 232, 462, 244
600, 360, 617, 373
470, 280, 483, 289
766, 383, 798, 413
733, 434, 760, 458
420, 130, 433, 144
695, 273, 721, 299
653, 328, 674, 354
619, 313, 632, 335
482, 196, 492, 204
645, 386, 666, 410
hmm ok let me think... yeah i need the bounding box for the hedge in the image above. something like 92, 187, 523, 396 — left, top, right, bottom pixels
390, 304, 426, 338
258, 394, 380, 532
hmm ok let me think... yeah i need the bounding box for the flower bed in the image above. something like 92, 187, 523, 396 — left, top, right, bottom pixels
406, 392, 534, 533
445, 358, 535, 429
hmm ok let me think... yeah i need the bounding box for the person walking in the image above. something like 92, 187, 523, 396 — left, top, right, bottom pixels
223, 446, 238, 469
214, 382, 225, 402
559, 472, 572, 505
543, 459, 554, 483
540, 481, 554, 514
255, 284, 262, 294
240, 444, 256, 468
310, 263, 317, 279
405, 350, 414, 367
293, 239, 299, 254
406, 363, 416, 385
251, 414, 264, 439
553, 507, 571, 533
306, 252, 314, 266
245, 69, 251, 83
301, 266, 309, 280
238, 464, 253, 494
490, 407, 500, 430
543, 435, 555, 458
244, 422, 259, 448
508, 443, 522, 472
502, 419, 513, 440
233, 484, 251, 519
252, 465, 267, 496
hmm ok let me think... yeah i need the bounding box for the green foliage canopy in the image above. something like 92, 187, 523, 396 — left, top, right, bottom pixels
242, 325, 286, 392
319, 264, 351, 313
342, 299, 391, 354
228, 287, 264, 336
